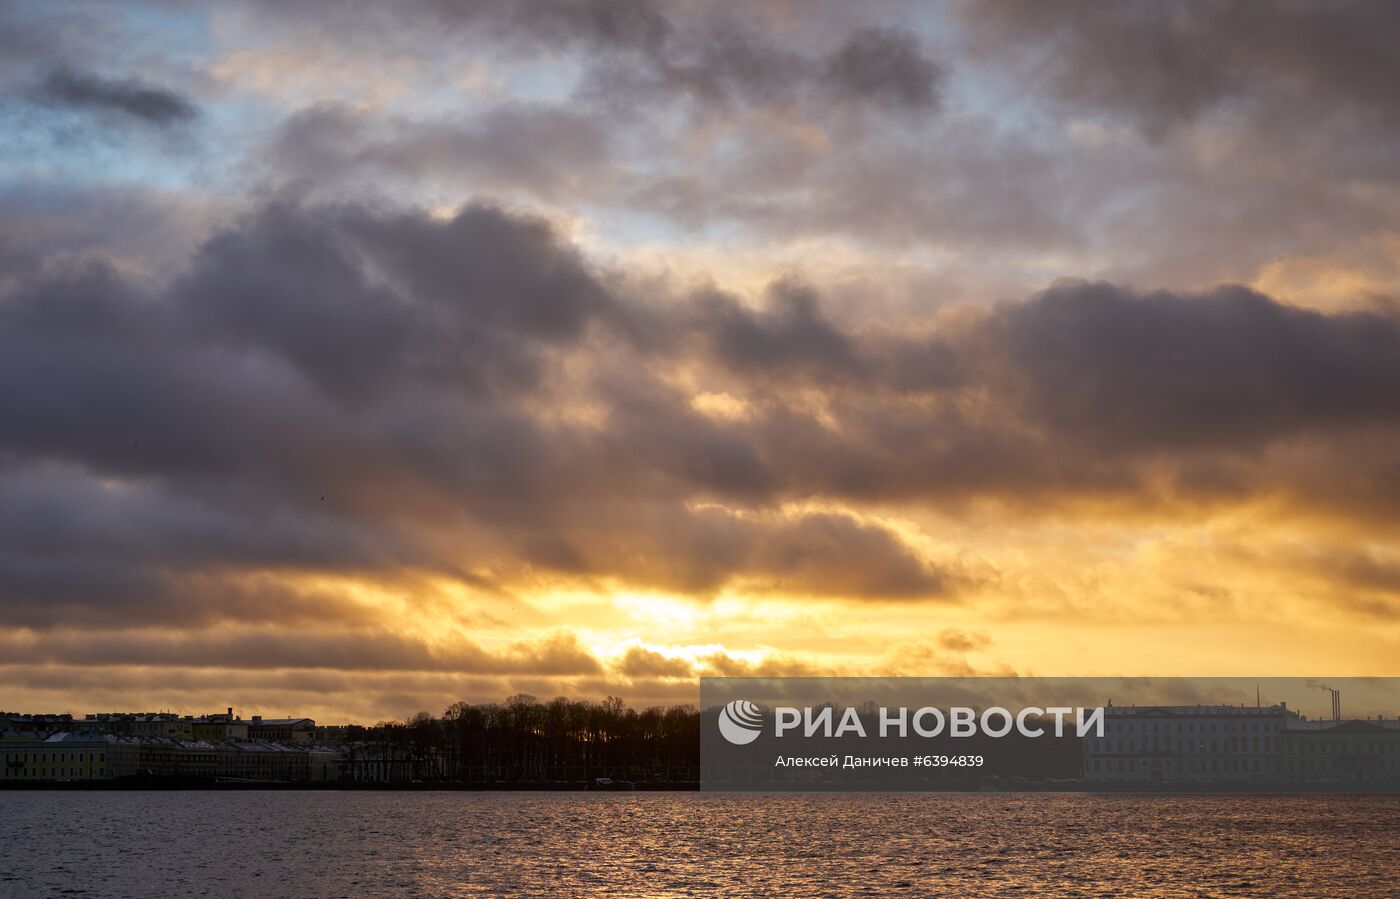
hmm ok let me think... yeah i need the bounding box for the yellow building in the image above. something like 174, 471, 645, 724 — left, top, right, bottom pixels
1, 734, 111, 782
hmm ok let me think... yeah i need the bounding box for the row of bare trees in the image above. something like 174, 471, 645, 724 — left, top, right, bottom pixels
345, 695, 700, 783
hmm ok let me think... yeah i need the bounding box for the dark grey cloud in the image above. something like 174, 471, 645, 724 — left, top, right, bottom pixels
962, 0, 1400, 139
177, 200, 614, 400
37, 68, 196, 126
825, 27, 942, 111
480, 0, 673, 52
0, 464, 422, 628
702, 279, 859, 379
580, 15, 943, 118
993, 280, 1400, 452
656, 279, 1400, 519
647, 20, 807, 109
4, 197, 1400, 634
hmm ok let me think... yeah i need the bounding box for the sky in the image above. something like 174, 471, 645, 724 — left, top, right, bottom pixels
2, 0, 1400, 724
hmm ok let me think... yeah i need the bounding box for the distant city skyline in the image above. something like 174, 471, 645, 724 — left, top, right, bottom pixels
2, 1, 1400, 722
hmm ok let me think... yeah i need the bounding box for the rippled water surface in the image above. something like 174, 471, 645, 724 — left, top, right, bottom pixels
3, 792, 1398, 897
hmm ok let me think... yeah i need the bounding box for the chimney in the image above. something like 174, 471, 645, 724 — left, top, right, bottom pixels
227, 707, 233, 718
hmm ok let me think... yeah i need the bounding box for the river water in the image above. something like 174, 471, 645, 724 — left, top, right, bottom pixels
2, 792, 1397, 897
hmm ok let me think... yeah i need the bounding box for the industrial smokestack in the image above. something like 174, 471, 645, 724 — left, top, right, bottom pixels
1308, 683, 1342, 722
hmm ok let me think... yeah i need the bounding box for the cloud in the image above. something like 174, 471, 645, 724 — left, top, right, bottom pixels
264, 103, 612, 201
230, 0, 943, 117
175, 199, 615, 400
0, 184, 217, 278
824, 27, 942, 112
0, 627, 601, 675
991, 280, 1400, 451
36, 68, 196, 126
520, 505, 951, 599
702, 278, 859, 379
617, 646, 693, 679
0, 464, 423, 628
962, 0, 1400, 141
481, 0, 674, 53
5, 197, 1400, 638
598, 15, 945, 117
937, 628, 989, 653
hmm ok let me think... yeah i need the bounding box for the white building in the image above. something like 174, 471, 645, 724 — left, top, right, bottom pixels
1083, 702, 1400, 785
1084, 703, 1294, 784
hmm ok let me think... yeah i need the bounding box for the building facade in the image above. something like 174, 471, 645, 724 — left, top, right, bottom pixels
1, 733, 341, 782
76, 713, 193, 738
1083, 703, 1400, 784
1282, 719, 1400, 782
247, 717, 316, 743
1, 734, 112, 781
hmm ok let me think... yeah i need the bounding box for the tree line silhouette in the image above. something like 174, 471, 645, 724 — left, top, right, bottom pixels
342, 694, 700, 784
